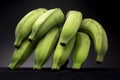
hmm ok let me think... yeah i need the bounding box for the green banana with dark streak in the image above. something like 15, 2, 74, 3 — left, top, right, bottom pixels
14, 8, 47, 48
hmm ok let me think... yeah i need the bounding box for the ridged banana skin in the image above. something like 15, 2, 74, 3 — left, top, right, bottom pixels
9, 40, 36, 69
96, 27, 108, 63
28, 8, 64, 42
52, 37, 75, 70
59, 10, 82, 46
14, 8, 47, 48
72, 32, 91, 69
79, 18, 108, 63
33, 27, 60, 69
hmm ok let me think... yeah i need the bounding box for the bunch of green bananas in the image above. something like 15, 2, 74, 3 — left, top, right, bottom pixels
8, 8, 108, 70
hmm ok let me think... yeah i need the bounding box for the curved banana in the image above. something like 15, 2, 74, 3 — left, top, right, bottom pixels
9, 40, 36, 69
79, 18, 108, 63
14, 8, 47, 48
72, 32, 91, 69
52, 37, 75, 70
33, 27, 60, 69
96, 27, 108, 63
28, 8, 64, 42
59, 10, 82, 46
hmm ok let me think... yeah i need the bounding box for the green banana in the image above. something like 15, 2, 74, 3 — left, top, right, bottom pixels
14, 8, 47, 48
33, 27, 60, 69
79, 18, 108, 63
52, 37, 75, 70
59, 10, 82, 46
9, 40, 36, 69
96, 27, 108, 63
28, 8, 64, 42
72, 32, 91, 69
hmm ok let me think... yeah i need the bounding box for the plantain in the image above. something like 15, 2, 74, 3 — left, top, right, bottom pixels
14, 8, 47, 48
72, 32, 91, 69
52, 37, 75, 70
28, 8, 64, 42
79, 18, 108, 63
59, 10, 82, 46
9, 40, 36, 69
33, 27, 60, 69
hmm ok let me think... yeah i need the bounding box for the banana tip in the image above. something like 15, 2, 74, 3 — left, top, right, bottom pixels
28, 38, 33, 42
14, 45, 20, 48
96, 61, 102, 64
60, 42, 66, 46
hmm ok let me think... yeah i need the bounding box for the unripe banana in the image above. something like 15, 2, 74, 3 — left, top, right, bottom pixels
14, 8, 47, 48
72, 32, 91, 69
59, 10, 82, 46
79, 18, 108, 63
9, 40, 36, 69
96, 27, 108, 63
28, 8, 64, 42
33, 27, 60, 69
52, 37, 75, 70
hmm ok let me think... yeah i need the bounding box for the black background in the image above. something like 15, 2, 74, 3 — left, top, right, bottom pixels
0, 0, 120, 69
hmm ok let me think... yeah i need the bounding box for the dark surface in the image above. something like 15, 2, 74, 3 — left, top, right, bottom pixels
0, 0, 120, 69
0, 68, 120, 80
